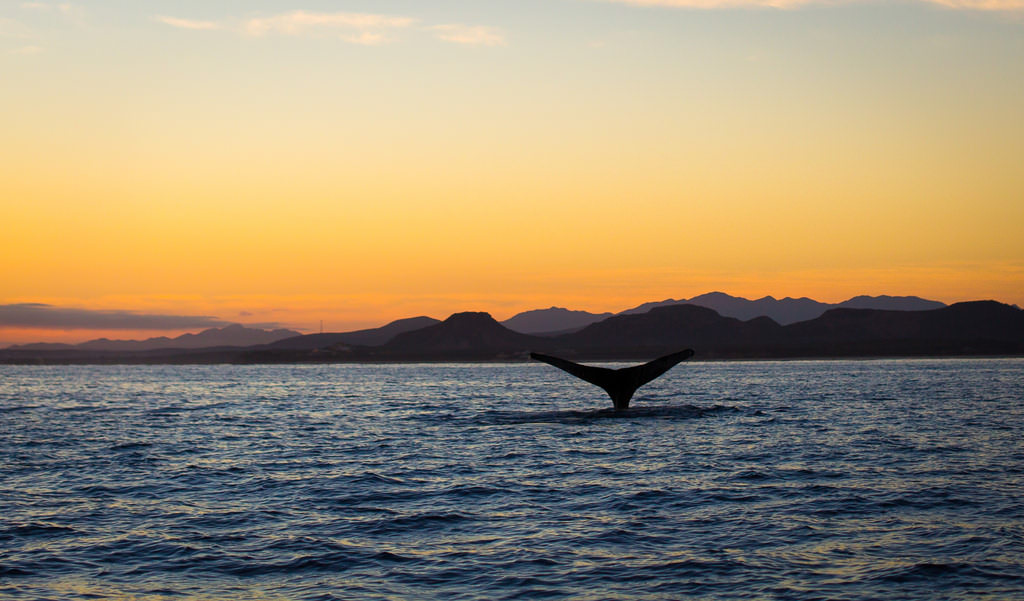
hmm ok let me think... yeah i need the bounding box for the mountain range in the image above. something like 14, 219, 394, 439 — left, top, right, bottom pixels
9, 324, 302, 352
615, 292, 945, 326
266, 316, 439, 350
3, 293, 1020, 363
499, 307, 614, 334
3, 292, 949, 351
494, 292, 945, 335
349, 300, 1022, 361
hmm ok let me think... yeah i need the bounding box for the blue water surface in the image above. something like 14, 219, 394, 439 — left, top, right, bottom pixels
1, 359, 1022, 600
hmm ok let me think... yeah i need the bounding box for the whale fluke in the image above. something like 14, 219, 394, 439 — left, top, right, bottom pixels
530, 349, 695, 411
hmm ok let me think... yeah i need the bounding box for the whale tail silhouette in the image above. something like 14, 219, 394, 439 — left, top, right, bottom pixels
530, 349, 695, 411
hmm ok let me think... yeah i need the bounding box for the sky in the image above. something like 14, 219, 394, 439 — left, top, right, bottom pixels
2, 0, 1022, 345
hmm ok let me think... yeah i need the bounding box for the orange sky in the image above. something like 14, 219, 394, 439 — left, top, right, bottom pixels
2, 1, 1022, 345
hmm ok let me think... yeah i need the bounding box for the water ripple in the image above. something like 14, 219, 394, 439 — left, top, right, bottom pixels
0, 359, 1022, 600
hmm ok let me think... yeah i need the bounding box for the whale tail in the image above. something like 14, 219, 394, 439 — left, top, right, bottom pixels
530, 349, 695, 411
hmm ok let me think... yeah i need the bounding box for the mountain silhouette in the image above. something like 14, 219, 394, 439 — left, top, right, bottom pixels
10, 324, 300, 352
379, 312, 540, 358
3, 298, 1020, 363
835, 295, 946, 312
684, 292, 829, 324
555, 300, 1022, 359
782, 300, 1024, 356
268, 316, 439, 350
619, 291, 946, 325
555, 304, 782, 358
501, 307, 613, 334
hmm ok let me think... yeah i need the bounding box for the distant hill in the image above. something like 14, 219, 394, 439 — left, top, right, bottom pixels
781, 300, 1024, 356
617, 298, 687, 316
371, 300, 1024, 360
618, 291, 946, 325
835, 295, 946, 312
268, 316, 439, 350
501, 307, 613, 334
378, 312, 541, 358
8, 342, 77, 351
684, 292, 828, 325
554, 300, 1021, 359
554, 304, 783, 358
4, 298, 1020, 364
10, 324, 301, 352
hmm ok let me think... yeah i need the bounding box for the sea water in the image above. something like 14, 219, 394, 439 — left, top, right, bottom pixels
1, 359, 1022, 600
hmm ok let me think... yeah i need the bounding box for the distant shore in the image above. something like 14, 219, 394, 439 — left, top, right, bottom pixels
2, 350, 1022, 366
4, 300, 1022, 365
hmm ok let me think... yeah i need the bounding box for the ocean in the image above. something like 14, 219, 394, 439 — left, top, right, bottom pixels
1, 359, 1022, 600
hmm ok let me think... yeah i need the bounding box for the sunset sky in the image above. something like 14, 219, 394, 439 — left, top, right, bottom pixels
2, 0, 1022, 345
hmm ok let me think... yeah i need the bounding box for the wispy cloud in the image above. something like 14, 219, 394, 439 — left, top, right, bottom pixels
924, 0, 1024, 9
56, 2, 83, 19
0, 16, 33, 38
154, 10, 505, 46
242, 10, 415, 42
430, 24, 506, 46
598, 0, 1024, 9
155, 15, 220, 31
4, 1, 87, 54
8, 44, 42, 54
599, 0, 814, 7
0, 304, 232, 330
15, 2, 87, 24
339, 31, 391, 45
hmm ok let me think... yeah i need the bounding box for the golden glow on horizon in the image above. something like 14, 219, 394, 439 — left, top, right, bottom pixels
1, 1, 1022, 344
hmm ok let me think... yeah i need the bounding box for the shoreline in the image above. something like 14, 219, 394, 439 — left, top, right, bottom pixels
2, 352, 1022, 366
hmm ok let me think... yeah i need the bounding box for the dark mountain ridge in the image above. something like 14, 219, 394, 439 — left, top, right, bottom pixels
780, 300, 1024, 356
551, 304, 782, 359
2, 299, 1020, 364
836, 295, 947, 312
375, 312, 541, 359
252, 300, 1024, 361
618, 292, 946, 326
501, 307, 613, 334
557, 300, 1023, 359
9, 324, 300, 352
268, 316, 439, 350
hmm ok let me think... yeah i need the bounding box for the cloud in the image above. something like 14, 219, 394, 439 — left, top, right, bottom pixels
154, 11, 505, 45
0, 304, 232, 330
599, 0, 813, 7
242, 10, 415, 40
925, 0, 1024, 9
430, 24, 506, 46
0, 17, 33, 38
17, 1, 83, 16
57, 3, 82, 18
15, 2, 88, 25
340, 31, 390, 45
155, 15, 220, 30
598, 0, 1024, 9
8, 44, 42, 54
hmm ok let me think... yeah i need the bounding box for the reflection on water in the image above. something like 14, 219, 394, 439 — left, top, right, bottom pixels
477, 404, 742, 425
1, 359, 1023, 600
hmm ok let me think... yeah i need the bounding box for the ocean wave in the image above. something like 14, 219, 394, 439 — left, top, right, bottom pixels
1, 360, 1022, 601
